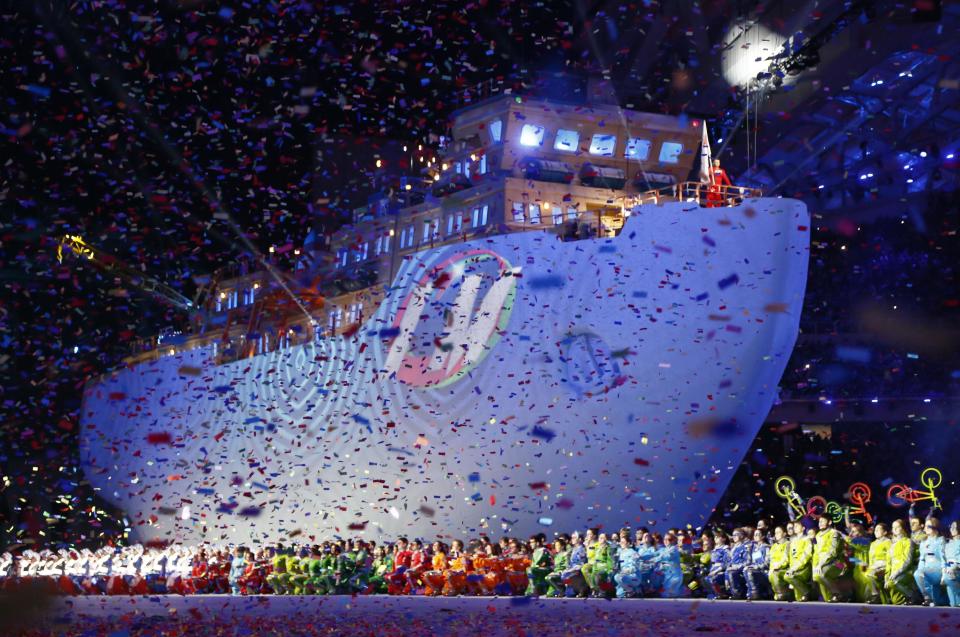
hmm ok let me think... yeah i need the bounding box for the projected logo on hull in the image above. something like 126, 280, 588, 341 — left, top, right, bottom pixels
384, 249, 517, 388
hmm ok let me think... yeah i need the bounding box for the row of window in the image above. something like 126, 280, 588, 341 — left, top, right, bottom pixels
511, 202, 579, 225
327, 303, 362, 333
215, 286, 258, 312
452, 154, 488, 178
516, 123, 683, 163
336, 205, 491, 267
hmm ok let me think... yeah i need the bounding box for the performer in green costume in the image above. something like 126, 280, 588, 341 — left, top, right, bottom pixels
581, 532, 615, 597
864, 523, 891, 604
812, 516, 849, 602
366, 546, 393, 594
767, 526, 791, 601
885, 519, 918, 605
845, 523, 871, 603
784, 521, 813, 601
525, 534, 553, 596
545, 536, 570, 597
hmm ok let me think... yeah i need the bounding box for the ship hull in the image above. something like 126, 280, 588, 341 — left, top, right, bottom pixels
80, 198, 809, 543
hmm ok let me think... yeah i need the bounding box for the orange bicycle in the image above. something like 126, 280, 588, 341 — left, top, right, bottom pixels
886, 467, 942, 510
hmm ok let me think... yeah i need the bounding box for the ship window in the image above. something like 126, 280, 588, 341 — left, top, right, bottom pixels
488, 119, 502, 143
528, 203, 541, 224
463, 160, 471, 179
519, 124, 545, 147
383, 231, 392, 253
375, 235, 383, 255
422, 218, 439, 243
337, 248, 348, 268
399, 225, 413, 249
566, 206, 578, 221
624, 138, 651, 160
512, 201, 525, 222
552, 209, 563, 225
454, 162, 462, 174
479, 154, 487, 174
215, 298, 222, 312
472, 205, 488, 228
589, 134, 617, 156
658, 141, 683, 164
347, 303, 362, 325
447, 215, 454, 236
328, 307, 342, 333
553, 129, 579, 152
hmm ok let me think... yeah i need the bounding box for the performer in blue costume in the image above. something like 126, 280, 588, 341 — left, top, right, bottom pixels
561, 531, 589, 597
634, 532, 659, 595
706, 530, 731, 599
614, 533, 641, 598
657, 532, 684, 598
943, 520, 960, 607
914, 518, 948, 606
745, 528, 770, 600
725, 528, 751, 599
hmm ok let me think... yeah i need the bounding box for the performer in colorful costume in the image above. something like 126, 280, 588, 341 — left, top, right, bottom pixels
864, 523, 891, 604
706, 530, 730, 599
745, 528, 770, 600
545, 537, 570, 597
914, 518, 948, 606
845, 523, 871, 603
614, 533, 641, 598
724, 528, 751, 599
812, 515, 850, 602
658, 533, 684, 598
525, 534, 553, 596
943, 520, 960, 607
767, 526, 790, 601
784, 522, 813, 601
886, 519, 918, 605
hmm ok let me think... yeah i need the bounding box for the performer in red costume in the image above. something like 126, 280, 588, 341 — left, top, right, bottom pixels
706, 159, 732, 207
404, 540, 429, 594
387, 538, 412, 595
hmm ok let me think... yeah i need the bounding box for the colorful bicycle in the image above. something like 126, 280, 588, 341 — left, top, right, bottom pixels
846, 482, 873, 524
887, 467, 942, 510
775, 476, 808, 519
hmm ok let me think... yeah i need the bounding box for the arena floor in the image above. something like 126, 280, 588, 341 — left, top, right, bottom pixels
7, 594, 957, 637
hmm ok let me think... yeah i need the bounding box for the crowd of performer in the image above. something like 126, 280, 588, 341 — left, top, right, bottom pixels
2, 513, 958, 606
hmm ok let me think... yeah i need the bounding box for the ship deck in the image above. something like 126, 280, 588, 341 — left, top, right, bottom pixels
17, 594, 959, 637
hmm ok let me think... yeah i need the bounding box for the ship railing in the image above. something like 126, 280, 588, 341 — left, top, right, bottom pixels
631, 181, 763, 208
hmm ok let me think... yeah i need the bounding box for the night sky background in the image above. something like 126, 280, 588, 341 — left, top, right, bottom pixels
2, 0, 959, 548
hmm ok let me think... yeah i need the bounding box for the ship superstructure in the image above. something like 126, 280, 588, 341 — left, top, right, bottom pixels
125, 96, 749, 368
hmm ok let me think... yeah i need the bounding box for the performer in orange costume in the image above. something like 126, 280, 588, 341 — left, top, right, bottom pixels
706, 159, 732, 207
505, 538, 531, 595
480, 544, 508, 595
467, 544, 488, 595
442, 540, 470, 596
422, 542, 448, 596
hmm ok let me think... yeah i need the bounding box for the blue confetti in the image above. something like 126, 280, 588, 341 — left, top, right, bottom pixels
531, 425, 556, 442
718, 273, 739, 289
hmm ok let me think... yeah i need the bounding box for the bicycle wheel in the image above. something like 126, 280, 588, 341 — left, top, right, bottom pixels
848, 482, 871, 505
775, 476, 796, 498
886, 484, 909, 507
921, 467, 942, 490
